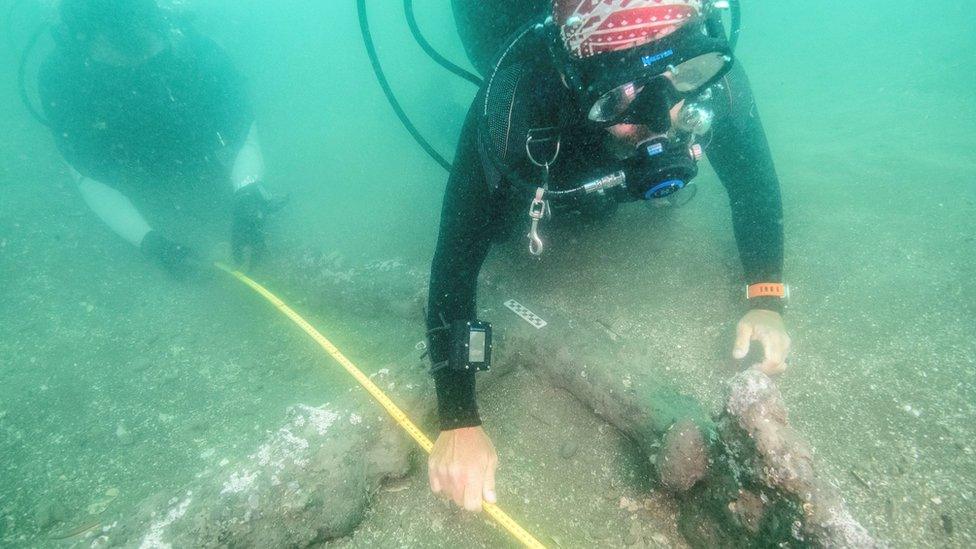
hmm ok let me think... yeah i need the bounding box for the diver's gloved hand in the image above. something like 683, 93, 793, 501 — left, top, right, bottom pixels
140, 230, 204, 280
429, 426, 499, 512
733, 309, 792, 375
231, 182, 286, 268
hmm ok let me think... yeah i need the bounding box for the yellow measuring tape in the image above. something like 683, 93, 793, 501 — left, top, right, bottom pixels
214, 263, 545, 549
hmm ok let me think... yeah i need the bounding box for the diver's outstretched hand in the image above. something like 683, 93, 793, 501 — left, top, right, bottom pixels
428, 426, 498, 512
733, 309, 792, 374
231, 182, 287, 269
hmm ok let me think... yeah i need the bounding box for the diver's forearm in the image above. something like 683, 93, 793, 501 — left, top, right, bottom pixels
707, 64, 785, 292
432, 370, 481, 430
426, 96, 502, 429
426, 256, 488, 430
73, 170, 152, 246
231, 122, 266, 192
426, 231, 492, 430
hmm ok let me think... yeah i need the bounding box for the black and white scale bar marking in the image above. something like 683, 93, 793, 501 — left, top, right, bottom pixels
503, 300, 548, 329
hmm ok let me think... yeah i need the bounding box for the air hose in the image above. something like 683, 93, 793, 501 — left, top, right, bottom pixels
357, 0, 453, 172
403, 0, 481, 87
17, 21, 51, 127
706, 1, 742, 52
729, 0, 742, 52
214, 263, 547, 548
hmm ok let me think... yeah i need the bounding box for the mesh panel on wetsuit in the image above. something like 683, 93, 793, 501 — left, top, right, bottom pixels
482, 62, 528, 169
479, 58, 579, 190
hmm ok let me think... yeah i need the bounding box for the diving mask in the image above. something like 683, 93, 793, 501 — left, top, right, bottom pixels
552, 18, 733, 128
588, 50, 730, 125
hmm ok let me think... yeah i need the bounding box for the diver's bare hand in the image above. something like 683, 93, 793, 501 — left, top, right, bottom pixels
428, 426, 498, 512
733, 309, 791, 374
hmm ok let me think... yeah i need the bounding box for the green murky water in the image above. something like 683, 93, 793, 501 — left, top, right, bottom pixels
1, 1, 973, 547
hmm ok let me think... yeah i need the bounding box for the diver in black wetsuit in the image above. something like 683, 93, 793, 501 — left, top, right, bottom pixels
38, 0, 280, 277
427, 0, 792, 512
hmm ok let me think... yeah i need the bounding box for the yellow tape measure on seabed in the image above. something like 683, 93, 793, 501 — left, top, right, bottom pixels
214, 263, 546, 549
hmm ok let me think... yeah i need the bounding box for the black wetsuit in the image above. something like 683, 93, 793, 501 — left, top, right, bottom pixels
38, 29, 252, 187
428, 18, 785, 431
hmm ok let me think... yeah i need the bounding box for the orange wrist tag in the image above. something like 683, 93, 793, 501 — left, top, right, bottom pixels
747, 282, 787, 299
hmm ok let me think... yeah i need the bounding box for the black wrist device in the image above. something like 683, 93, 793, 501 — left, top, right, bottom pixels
450, 320, 492, 372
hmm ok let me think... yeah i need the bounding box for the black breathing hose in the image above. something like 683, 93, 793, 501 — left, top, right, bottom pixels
403, 0, 482, 87
18, 21, 51, 127
357, 0, 452, 172
729, 0, 742, 52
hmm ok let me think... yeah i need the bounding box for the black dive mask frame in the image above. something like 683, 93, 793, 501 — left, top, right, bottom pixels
546, 16, 734, 129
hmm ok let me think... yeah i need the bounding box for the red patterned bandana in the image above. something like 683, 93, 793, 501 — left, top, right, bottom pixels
553, 0, 703, 59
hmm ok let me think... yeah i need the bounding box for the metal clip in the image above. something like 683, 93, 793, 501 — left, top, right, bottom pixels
527, 187, 547, 256
524, 129, 559, 256
525, 128, 561, 169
